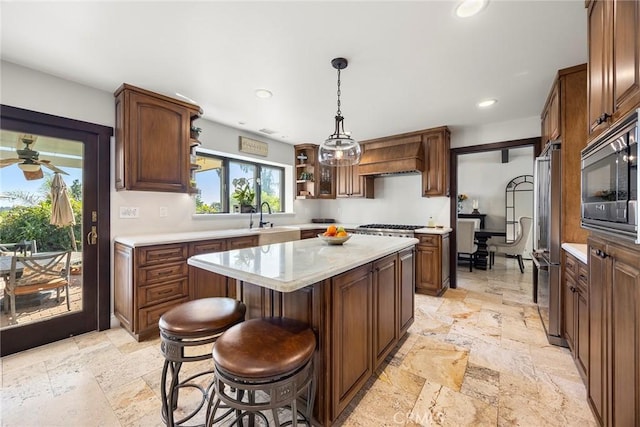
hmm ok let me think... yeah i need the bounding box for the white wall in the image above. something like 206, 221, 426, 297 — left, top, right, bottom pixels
451, 116, 540, 148
0, 61, 310, 238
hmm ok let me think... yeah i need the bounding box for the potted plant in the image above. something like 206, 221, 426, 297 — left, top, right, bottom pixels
232, 178, 255, 213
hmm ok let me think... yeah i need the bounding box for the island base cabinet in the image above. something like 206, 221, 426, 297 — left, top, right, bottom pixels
236, 248, 415, 426
588, 235, 640, 426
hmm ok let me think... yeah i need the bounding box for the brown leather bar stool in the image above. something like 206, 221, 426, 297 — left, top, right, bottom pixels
208, 317, 316, 427
159, 297, 246, 427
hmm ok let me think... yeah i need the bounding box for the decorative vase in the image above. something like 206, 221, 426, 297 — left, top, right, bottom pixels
458, 201, 463, 213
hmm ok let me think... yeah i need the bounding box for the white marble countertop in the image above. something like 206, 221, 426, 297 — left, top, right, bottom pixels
562, 243, 588, 264
188, 234, 418, 293
114, 222, 448, 247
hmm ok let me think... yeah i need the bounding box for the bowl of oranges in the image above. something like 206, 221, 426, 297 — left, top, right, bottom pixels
318, 225, 351, 245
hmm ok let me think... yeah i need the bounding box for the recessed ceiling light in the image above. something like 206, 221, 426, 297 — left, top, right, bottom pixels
455, 0, 488, 18
477, 98, 497, 108
255, 89, 273, 99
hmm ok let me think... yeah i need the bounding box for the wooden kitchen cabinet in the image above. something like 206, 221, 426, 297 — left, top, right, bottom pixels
332, 263, 373, 417
189, 235, 258, 300
115, 83, 202, 192
114, 234, 259, 341
294, 144, 336, 199
587, 0, 640, 142
422, 126, 450, 197
337, 145, 374, 198
300, 228, 325, 239
372, 254, 398, 369
114, 242, 190, 341
541, 82, 560, 145
562, 250, 589, 382
398, 247, 415, 336
416, 233, 450, 296
541, 64, 588, 244
587, 235, 640, 426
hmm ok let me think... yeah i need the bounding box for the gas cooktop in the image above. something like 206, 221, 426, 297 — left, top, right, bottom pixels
358, 224, 424, 230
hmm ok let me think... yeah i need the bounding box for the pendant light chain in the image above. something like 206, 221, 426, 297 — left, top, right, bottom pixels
336, 67, 342, 117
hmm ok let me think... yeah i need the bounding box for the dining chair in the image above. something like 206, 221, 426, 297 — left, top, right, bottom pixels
488, 216, 533, 273
2, 251, 71, 318
457, 219, 479, 272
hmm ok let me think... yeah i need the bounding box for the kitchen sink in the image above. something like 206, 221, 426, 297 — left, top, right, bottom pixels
248, 226, 301, 245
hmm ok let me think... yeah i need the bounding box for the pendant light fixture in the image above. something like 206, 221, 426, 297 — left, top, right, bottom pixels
319, 57, 361, 166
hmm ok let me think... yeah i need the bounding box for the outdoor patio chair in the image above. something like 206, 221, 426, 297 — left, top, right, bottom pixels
0, 240, 37, 256
2, 251, 71, 318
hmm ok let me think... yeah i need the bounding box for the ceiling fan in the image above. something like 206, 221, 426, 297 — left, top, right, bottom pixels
0, 134, 68, 180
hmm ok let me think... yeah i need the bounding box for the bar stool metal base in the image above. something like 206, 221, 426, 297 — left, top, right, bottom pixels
207, 358, 315, 427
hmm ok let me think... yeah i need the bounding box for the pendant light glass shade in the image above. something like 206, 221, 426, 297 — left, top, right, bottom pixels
319, 57, 361, 166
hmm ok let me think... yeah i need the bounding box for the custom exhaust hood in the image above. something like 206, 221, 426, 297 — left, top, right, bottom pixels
357, 136, 424, 176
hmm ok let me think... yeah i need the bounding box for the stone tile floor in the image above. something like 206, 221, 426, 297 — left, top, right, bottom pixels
0, 256, 596, 426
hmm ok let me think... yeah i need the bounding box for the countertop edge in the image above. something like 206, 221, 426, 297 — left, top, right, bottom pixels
188, 237, 418, 293
561, 243, 588, 264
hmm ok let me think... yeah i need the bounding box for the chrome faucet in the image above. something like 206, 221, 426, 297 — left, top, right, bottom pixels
259, 201, 272, 228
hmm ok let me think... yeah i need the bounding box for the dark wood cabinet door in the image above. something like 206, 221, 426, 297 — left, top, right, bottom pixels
398, 248, 415, 336
125, 91, 190, 192
588, 238, 608, 426
331, 264, 372, 418
587, 0, 610, 140
416, 244, 440, 294
336, 161, 373, 198
611, 0, 640, 124
188, 239, 230, 299
373, 254, 398, 369
563, 273, 576, 352
542, 82, 561, 144
227, 235, 259, 250
576, 286, 589, 381
608, 243, 640, 426
422, 128, 450, 197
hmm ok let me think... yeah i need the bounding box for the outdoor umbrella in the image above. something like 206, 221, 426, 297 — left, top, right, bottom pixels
50, 172, 77, 251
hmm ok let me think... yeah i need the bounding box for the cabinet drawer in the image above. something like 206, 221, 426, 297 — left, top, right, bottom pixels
138, 278, 189, 308
228, 235, 259, 250
138, 262, 188, 284
577, 263, 588, 291
138, 244, 187, 265
418, 235, 439, 246
565, 253, 578, 277
138, 296, 189, 332
190, 239, 226, 256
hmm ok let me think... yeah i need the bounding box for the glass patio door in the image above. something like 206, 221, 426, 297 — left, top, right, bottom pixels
0, 105, 111, 356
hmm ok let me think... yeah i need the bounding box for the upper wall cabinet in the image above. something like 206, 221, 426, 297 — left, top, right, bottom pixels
337, 145, 374, 198
540, 64, 588, 244
422, 126, 450, 197
587, 0, 640, 142
115, 83, 202, 192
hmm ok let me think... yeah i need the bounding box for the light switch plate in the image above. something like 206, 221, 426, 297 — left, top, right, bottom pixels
119, 207, 139, 218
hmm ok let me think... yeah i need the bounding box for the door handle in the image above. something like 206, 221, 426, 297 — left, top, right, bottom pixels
87, 226, 98, 245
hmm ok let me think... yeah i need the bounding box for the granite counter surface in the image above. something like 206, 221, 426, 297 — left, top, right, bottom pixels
187, 234, 418, 293
114, 223, 448, 247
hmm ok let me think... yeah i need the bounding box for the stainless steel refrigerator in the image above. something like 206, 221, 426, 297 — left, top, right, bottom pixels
532, 141, 565, 347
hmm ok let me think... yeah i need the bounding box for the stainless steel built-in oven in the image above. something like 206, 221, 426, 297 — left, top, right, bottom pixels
581, 109, 639, 243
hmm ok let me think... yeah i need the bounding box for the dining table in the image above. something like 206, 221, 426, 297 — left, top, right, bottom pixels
474, 229, 507, 270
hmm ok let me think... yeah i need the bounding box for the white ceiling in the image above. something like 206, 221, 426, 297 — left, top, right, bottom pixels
0, 1, 587, 145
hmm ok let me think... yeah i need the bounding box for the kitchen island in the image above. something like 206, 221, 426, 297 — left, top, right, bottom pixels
188, 234, 418, 426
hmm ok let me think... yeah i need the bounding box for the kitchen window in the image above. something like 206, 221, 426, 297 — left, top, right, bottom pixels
194, 152, 284, 214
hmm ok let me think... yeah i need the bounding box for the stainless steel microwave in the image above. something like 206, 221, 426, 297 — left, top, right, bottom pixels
581, 109, 639, 243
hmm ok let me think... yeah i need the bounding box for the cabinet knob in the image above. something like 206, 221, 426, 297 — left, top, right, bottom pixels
597, 113, 612, 125
569, 286, 577, 293
595, 249, 608, 259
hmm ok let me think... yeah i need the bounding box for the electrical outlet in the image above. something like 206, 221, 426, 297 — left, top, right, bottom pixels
119, 207, 139, 218
159, 207, 168, 217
